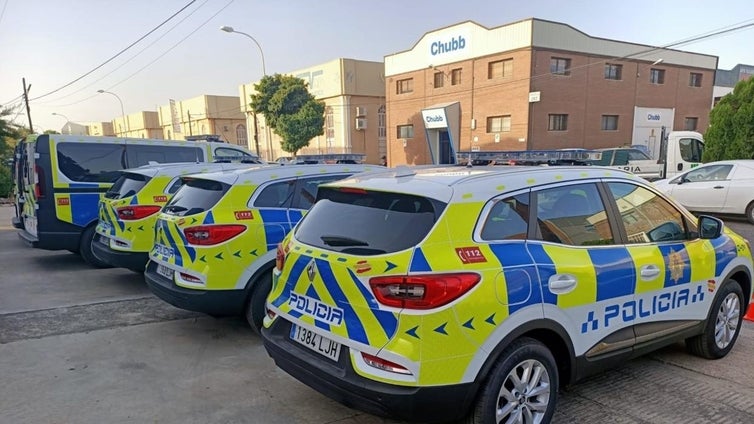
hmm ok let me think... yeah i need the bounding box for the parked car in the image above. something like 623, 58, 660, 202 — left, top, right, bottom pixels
653, 160, 754, 224
144, 164, 378, 334
262, 165, 753, 424
92, 162, 261, 271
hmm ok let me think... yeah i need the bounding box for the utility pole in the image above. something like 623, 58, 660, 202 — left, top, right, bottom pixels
187, 110, 193, 136
22, 78, 33, 133
252, 111, 261, 156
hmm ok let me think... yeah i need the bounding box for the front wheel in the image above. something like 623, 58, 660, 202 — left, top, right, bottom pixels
686, 280, 744, 359
80, 226, 112, 268
244, 271, 272, 336
745, 201, 754, 225
467, 337, 558, 424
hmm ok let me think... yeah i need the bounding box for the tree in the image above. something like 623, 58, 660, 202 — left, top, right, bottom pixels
704, 77, 754, 162
250, 74, 325, 155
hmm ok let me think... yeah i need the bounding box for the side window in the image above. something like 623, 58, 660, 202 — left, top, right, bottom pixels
252, 179, 296, 208
607, 182, 689, 243
126, 145, 204, 166
56, 142, 125, 182
214, 147, 252, 161
683, 164, 733, 182
613, 150, 629, 165
292, 174, 351, 210
534, 183, 613, 246
678, 138, 703, 163
166, 177, 184, 194
481, 193, 530, 241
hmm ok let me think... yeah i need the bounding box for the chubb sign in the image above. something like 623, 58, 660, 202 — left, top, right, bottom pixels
422, 108, 448, 129
430, 35, 466, 56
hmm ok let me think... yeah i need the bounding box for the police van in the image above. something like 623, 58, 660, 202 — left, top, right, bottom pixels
14, 133, 258, 267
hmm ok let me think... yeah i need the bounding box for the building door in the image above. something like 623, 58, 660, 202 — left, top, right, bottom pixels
439, 130, 452, 164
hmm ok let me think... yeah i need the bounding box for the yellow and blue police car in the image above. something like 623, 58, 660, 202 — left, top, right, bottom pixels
144, 164, 377, 334
92, 162, 261, 271
262, 165, 753, 424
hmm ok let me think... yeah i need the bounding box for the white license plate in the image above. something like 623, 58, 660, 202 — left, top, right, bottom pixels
290, 324, 341, 361
98, 235, 109, 246
156, 264, 174, 280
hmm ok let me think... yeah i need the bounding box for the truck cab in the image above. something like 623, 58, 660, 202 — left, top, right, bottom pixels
660, 130, 704, 180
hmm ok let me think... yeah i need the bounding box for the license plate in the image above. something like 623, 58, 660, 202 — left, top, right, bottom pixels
154, 244, 174, 259
156, 264, 174, 280
290, 324, 341, 361
98, 235, 109, 246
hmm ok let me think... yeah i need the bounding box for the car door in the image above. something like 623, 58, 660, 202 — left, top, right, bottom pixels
667, 164, 733, 213
529, 181, 637, 360
252, 178, 296, 251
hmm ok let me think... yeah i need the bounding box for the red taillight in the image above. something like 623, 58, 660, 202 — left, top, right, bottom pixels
34, 165, 45, 198
339, 187, 367, 194
361, 352, 411, 375
179, 272, 202, 283
275, 242, 286, 271
183, 224, 246, 245
117, 205, 162, 220
369, 273, 480, 309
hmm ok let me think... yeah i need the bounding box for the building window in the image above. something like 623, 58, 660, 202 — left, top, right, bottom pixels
650, 68, 665, 84
548, 114, 568, 131
488, 59, 513, 79
451, 68, 462, 85
486, 115, 511, 133
325, 106, 335, 145
397, 78, 413, 94
378, 105, 386, 140
604, 64, 623, 80
397, 124, 414, 139
550, 57, 571, 76
236, 124, 247, 146
601, 115, 619, 131
684, 117, 698, 131
689, 72, 703, 87
434, 72, 444, 88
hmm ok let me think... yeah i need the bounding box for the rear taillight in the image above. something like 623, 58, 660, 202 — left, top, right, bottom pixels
183, 224, 246, 245
369, 273, 480, 309
361, 352, 411, 375
179, 272, 202, 284
34, 165, 44, 198
275, 242, 286, 271
117, 205, 161, 220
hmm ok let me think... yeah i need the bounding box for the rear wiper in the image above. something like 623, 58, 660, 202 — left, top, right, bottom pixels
320, 235, 369, 247
163, 205, 188, 213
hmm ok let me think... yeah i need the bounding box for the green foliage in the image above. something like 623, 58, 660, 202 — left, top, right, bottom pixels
704, 77, 754, 161
44, 130, 60, 135
249, 74, 325, 155
0, 166, 10, 198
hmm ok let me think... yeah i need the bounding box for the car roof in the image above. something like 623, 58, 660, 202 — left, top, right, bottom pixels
189, 164, 381, 185
125, 162, 264, 178
325, 165, 639, 203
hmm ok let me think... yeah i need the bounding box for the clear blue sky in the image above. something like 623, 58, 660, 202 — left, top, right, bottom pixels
1, 0, 753, 133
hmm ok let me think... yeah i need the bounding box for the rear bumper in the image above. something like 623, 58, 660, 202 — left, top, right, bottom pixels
11, 216, 23, 229
92, 234, 149, 271
18, 229, 80, 251
261, 318, 476, 423
145, 261, 246, 316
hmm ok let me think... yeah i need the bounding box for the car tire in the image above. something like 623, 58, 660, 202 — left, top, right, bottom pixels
745, 201, 754, 225
466, 337, 558, 424
686, 280, 744, 359
80, 225, 113, 269
244, 270, 272, 336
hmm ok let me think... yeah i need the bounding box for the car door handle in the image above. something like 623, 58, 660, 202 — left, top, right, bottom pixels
548, 274, 576, 294
713, 186, 724, 189
640, 265, 661, 280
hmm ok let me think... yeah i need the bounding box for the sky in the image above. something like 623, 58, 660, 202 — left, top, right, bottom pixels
1, 0, 753, 133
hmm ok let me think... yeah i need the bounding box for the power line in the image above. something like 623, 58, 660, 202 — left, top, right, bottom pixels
29, 0, 198, 101
0, 0, 9, 31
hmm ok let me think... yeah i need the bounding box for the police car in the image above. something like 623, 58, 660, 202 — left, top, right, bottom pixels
92, 162, 260, 271
262, 165, 753, 423
144, 164, 377, 333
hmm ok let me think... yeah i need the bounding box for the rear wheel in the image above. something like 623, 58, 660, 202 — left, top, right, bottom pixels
745, 201, 754, 225
686, 280, 744, 359
467, 337, 558, 424
80, 226, 112, 268
244, 270, 272, 336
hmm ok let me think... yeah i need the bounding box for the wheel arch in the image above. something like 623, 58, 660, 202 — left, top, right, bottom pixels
725, 265, 752, 310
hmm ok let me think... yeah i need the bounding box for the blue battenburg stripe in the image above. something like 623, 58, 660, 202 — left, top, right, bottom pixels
258, 209, 293, 251
658, 243, 691, 287
711, 236, 737, 276
488, 243, 540, 313
316, 260, 369, 345
129, 196, 138, 205
409, 248, 431, 272
288, 209, 303, 223
271, 255, 309, 308
69, 193, 101, 227
202, 210, 214, 225
160, 220, 183, 267
526, 243, 558, 305
589, 247, 635, 301
172, 220, 196, 262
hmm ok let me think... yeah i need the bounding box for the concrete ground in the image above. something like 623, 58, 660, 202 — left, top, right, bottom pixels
1, 204, 754, 424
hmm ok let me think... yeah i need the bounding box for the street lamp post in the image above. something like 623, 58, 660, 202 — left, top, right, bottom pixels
220, 25, 268, 158
97, 89, 129, 136
51, 112, 72, 134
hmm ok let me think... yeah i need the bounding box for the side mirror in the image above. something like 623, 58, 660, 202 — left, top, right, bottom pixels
677, 163, 683, 171
698, 215, 723, 239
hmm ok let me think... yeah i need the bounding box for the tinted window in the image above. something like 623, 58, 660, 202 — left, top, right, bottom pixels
162, 178, 229, 216
105, 173, 150, 199
166, 178, 184, 194
214, 147, 252, 161
57, 142, 125, 182
253, 180, 295, 208
590, 150, 613, 166
608, 182, 689, 243
628, 149, 650, 160
682, 164, 733, 182
534, 183, 613, 246
292, 174, 352, 210
126, 144, 204, 167
295, 188, 446, 255
481, 193, 530, 240
679, 138, 703, 163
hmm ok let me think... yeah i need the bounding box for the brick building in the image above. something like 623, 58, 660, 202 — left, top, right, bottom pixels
384, 19, 718, 165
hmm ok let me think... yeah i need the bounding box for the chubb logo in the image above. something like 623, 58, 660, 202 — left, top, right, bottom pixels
647, 113, 661, 121
431, 35, 466, 56
425, 114, 445, 123
288, 293, 344, 326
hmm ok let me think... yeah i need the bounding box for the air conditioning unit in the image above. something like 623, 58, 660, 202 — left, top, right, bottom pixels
355, 118, 367, 130
355, 106, 367, 117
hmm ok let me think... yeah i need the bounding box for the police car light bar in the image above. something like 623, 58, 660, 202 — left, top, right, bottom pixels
456, 149, 602, 166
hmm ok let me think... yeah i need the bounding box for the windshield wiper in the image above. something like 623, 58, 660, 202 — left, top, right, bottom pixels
163, 205, 188, 213
320, 235, 369, 247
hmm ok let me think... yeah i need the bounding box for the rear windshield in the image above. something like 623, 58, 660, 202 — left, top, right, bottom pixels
162, 178, 229, 216
294, 188, 446, 255
105, 173, 150, 199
